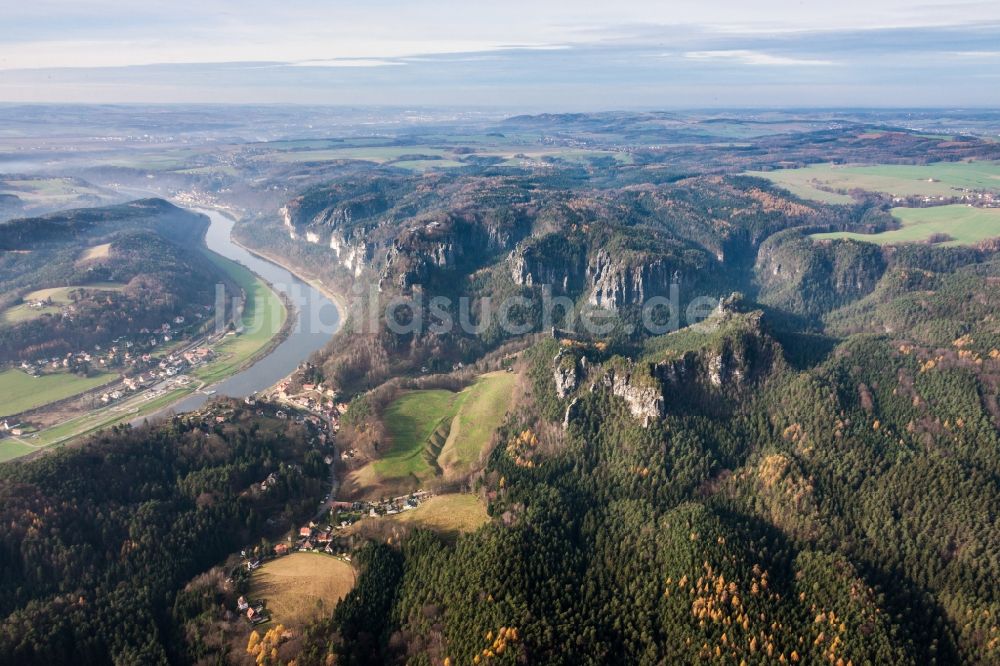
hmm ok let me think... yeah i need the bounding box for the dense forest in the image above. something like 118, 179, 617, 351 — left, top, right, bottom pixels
0, 200, 221, 362
0, 401, 328, 665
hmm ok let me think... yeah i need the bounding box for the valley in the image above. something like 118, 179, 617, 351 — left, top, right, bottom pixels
3, 107, 1000, 665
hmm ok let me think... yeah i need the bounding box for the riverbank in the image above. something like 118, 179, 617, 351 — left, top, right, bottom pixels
0, 206, 344, 462
228, 235, 350, 323
1, 251, 291, 461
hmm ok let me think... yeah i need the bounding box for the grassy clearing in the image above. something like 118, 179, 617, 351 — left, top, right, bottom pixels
249, 553, 355, 627
389, 494, 489, 535
172, 165, 239, 176
0, 438, 36, 463
79, 243, 111, 261
355, 372, 516, 496
0, 177, 110, 208
812, 205, 1000, 247
0, 369, 118, 418
749, 161, 1000, 203
375, 389, 459, 481
439, 371, 516, 478
491, 148, 633, 167
2, 282, 125, 325
192, 251, 286, 384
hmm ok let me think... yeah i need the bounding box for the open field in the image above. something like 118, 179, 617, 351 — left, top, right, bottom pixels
249, 553, 355, 627
439, 371, 516, 478
0, 369, 118, 418
374, 389, 458, 481
388, 494, 489, 535
79, 243, 111, 261
192, 251, 286, 384
0, 438, 36, 463
392, 159, 466, 171
489, 148, 634, 167
352, 372, 516, 497
2, 282, 125, 325
812, 205, 1000, 246
749, 161, 1000, 203
19, 387, 188, 452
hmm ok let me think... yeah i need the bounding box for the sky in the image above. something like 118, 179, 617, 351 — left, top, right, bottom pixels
1, 1, 999, 107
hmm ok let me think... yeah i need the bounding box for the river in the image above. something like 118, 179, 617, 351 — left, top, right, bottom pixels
165, 208, 341, 413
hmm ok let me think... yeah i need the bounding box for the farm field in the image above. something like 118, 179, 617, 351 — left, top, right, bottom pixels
249, 553, 355, 627
352, 372, 516, 497
0, 438, 35, 463
748, 161, 1000, 203
811, 205, 1000, 246
374, 389, 457, 482
392, 158, 466, 171
0, 369, 118, 418
492, 148, 634, 166
2, 282, 125, 325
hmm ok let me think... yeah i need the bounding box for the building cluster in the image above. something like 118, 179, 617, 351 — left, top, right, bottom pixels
269, 377, 349, 434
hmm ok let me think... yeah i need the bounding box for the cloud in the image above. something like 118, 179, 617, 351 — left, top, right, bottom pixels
947, 50, 1000, 58
683, 50, 836, 66
290, 58, 405, 68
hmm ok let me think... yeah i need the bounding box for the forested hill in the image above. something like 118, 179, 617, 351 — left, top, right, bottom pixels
0, 401, 328, 665
0, 199, 220, 363
245, 134, 1000, 664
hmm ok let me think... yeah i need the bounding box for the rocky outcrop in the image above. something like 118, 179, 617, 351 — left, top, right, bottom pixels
586, 249, 685, 310
553, 350, 581, 399
329, 232, 374, 278
555, 300, 780, 427
599, 364, 666, 426
509, 233, 587, 293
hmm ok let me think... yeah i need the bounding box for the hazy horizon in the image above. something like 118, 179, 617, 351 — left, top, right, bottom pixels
3, 1, 1000, 107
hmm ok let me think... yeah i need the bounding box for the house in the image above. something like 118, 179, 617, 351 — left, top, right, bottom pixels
302, 540, 314, 551
237, 596, 249, 611
274, 543, 289, 556
246, 607, 267, 624
299, 526, 312, 538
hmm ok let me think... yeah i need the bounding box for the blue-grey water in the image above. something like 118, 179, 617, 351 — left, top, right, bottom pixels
156, 207, 340, 414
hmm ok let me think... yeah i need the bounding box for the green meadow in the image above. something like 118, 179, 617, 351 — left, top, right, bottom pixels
749, 161, 1000, 203
364, 372, 516, 491
812, 205, 1000, 246
0, 369, 118, 418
